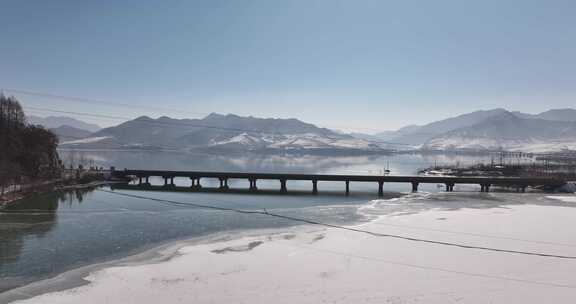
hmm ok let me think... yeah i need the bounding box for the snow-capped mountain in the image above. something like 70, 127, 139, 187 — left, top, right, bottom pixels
354, 109, 511, 145
348, 107, 576, 153
422, 112, 576, 152
61, 113, 384, 153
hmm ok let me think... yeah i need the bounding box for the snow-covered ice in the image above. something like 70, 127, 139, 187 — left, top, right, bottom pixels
10, 193, 576, 304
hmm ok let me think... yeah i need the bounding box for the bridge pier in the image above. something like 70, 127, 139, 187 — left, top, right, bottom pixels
445, 183, 454, 192
190, 177, 202, 189
312, 180, 318, 195
249, 178, 258, 192
145, 176, 150, 185
480, 184, 491, 192
219, 178, 229, 190
138, 177, 143, 185
378, 181, 384, 197
411, 182, 419, 193
345, 181, 350, 196
280, 179, 287, 193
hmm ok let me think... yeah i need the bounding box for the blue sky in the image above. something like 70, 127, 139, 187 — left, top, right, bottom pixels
1, 0, 575, 132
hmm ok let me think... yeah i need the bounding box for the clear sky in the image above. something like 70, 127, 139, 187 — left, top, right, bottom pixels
1, 0, 575, 133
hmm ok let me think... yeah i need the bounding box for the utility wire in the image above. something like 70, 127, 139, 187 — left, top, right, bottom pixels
285, 243, 576, 289
97, 189, 576, 260
4, 88, 209, 116
372, 222, 576, 248
24, 106, 414, 146
7, 88, 391, 133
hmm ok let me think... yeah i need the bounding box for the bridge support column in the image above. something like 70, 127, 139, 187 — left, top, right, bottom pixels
145, 176, 150, 185
280, 179, 287, 193
170, 177, 175, 187
163, 177, 169, 187
345, 181, 350, 196
480, 184, 491, 192
219, 178, 229, 190
445, 183, 454, 192
138, 177, 143, 185
190, 178, 202, 189
378, 181, 384, 197
249, 179, 258, 192
312, 180, 318, 195
411, 182, 419, 193
521, 186, 526, 193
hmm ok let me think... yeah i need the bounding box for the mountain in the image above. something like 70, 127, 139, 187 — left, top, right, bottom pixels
61, 113, 383, 153
49, 125, 93, 142
373, 109, 510, 145
422, 111, 576, 152
532, 109, 576, 122
511, 109, 576, 122
27, 115, 101, 132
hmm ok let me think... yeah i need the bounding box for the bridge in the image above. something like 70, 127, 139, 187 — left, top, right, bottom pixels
111, 169, 567, 196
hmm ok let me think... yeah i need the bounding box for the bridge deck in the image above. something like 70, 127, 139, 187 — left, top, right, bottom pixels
113, 169, 566, 195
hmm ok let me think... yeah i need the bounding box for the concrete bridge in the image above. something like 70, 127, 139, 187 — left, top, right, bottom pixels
112, 169, 566, 196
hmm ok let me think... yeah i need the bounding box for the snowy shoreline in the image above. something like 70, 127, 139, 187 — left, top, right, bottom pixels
0, 222, 324, 304
5, 192, 576, 303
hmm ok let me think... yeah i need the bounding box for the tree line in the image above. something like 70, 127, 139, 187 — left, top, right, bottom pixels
0, 94, 61, 192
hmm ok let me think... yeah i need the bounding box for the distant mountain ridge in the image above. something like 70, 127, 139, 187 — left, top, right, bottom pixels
62, 113, 382, 153
349, 107, 576, 152
55, 107, 576, 153
27, 115, 101, 132
366, 109, 511, 145
422, 112, 576, 152
49, 125, 93, 142
425, 111, 576, 152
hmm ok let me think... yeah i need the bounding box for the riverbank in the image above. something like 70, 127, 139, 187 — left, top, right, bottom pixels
0, 224, 321, 304
0, 172, 117, 208
7, 192, 576, 303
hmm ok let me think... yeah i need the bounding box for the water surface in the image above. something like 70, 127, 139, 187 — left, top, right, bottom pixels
0, 151, 536, 293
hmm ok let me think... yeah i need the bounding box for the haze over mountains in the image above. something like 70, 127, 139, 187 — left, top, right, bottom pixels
27, 115, 101, 132
35, 108, 576, 153
27, 115, 102, 142
365, 108, 576, 152
60, 113, 381, 153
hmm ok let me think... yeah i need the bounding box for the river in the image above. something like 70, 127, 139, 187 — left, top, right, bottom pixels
0, 151, 544, 297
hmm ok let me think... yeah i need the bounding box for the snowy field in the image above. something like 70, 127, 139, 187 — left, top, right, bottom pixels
8, 192, 576, 304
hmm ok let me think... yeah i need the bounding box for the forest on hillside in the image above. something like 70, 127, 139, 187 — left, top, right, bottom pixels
0, 94, 61, 191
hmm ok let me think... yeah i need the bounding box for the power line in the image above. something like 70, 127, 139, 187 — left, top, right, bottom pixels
372, 222, 576, 248
25, 106, 414, 146
6, 88, 393, 133
97, 189, 576, 260
3, 88, 208, 116
285, 243, 576, 289
25, 106, 335, 139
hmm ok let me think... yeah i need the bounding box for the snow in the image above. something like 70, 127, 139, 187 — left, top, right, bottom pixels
546, 196, 576, 203
210, 133, 379, 150
425, 136, 576, 153
60, 136, 111, 145
210, 133, 269, 147
12, 193, 576, 304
